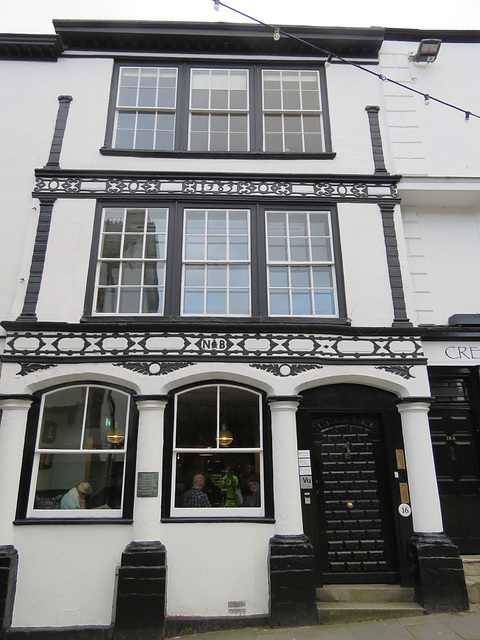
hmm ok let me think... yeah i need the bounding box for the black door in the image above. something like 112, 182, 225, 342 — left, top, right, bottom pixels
428, 368, 480, 554
311, 413, 397, 583
298, 385, 412, 586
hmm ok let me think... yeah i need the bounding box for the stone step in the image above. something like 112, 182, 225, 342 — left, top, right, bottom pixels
463, 556, 480, 578
317, 584, 414, 603
466, 577, 480, 604
317, 601, 424, 625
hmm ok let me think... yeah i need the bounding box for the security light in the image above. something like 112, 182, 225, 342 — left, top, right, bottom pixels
411, 39, 442, 63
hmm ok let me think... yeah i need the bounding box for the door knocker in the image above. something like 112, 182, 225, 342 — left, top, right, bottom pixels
344, 441, 352, 460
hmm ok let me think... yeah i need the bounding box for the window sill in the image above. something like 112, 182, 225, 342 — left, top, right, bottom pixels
161, 516, 275, 524
100, 147, 336, 160
14, 518, 133, 525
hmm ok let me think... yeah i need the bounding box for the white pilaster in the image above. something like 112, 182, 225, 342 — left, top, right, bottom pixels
397, 398, 443, 534
132, 396, 168, 541
268, 397, 303, 536
0, 396, 33, 539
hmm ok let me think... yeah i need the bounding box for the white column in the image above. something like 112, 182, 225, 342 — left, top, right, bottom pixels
0, 396, 33, 539
132, 396, 168, 541
268, 397, 303, 536
397, 398, 443, 534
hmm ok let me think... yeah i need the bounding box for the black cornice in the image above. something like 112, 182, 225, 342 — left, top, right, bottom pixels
1, 319, 421, 337
420, 326, 480, 340
384, 28, 480, 43
0, 34, 63, 60
53, 20, 384, 59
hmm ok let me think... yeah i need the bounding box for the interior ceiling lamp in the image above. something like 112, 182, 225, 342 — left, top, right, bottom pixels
219, 423, 234, 447
411, 39, 442, 63
105, 417, 125, 444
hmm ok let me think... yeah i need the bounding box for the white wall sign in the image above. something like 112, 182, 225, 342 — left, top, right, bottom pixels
423, 342, 480, 365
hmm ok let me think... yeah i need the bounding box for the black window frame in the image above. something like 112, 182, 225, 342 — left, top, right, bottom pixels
161, 381, 274, 522
102, 60, 334, 159
83, 199, 347, 325
15, 381, 138, 524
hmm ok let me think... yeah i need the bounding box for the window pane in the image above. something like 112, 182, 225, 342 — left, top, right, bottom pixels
264, 114, 282, 133
207, 236, 227, 260
136, 112, 156, 130
145, 235, 165, 259
211, 114, 228, 133
185, 236, 205, 260
144, 263, 165, 286
98, 262, 119, 286
311, 238, 332, 261
291, 266, 311, 288
175, 452, 261, 508
142, 288, 163, 313
125, 209, 145, 232
210, 132, 228, 151
101, 235, 122, 258
206, 290, 227, 314
264, 133, 283, 152
268, 237, 288, 261
83, 388, 128, 450
123, 235, 144, 258
118, 87, 137, 107
289, 213, 308, 236
119, 288, 141, 313
229, 211, 248, 234
121, 262, 142, 285
266, 213, 286, 236
268, 266, 288, 287
292, 290, 313, 315
34, 453, 124, 510
289, 238, 309, 261
185, 211, 205, 234
146, 209, 167, 233
229, 290, 249, 314
135, 130, 154, 149
310, 214, 329, 236
183, 290, 204, 314
39, 387, 86, 450
207, 211, 227, 235
115, 130, 135, 148
207, 265, 227, 286
184, 265, 205, 287
269, 290, 290, 315
229, 265, 249, 287
284, 133, 303, 152
176, 387, 217, 448
314, 290, 336, 315
96, 288, 117, 314
312, 266, 333, 287
229, 237, 248, 260
220, 387, 260, 448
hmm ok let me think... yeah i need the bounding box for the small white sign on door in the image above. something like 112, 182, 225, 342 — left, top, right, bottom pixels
398, 503, 411, 517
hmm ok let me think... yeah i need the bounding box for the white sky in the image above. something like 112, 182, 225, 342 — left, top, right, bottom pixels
3, 0, 480, 34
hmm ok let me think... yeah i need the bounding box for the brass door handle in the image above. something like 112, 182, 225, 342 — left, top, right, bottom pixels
346, 502, 354, 509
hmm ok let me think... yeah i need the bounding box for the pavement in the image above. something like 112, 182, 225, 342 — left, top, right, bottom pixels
166, 605, 480, 640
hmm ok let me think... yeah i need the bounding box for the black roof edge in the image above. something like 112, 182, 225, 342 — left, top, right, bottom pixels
384, 27, 480, 43
52, 20, 385, 58
0, 33, 63, 60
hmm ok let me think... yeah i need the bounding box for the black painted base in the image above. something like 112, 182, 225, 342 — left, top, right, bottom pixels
0, 546, 18, 633
4, 626, 112, 639
113, 541, 167, 640
409, 533, 469, 614
268, 534, 317, 628
165, 616, 269, 637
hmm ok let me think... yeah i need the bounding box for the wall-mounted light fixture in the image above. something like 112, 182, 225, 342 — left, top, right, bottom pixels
410, 39, 442, 63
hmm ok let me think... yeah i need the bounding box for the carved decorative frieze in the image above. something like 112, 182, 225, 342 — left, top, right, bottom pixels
113, 361, 192, 376
4, 329, 424, 363
33, 174, 398, 202
375, 364, 415, 379
16, 362, 58, 377
250, 363, 323, 377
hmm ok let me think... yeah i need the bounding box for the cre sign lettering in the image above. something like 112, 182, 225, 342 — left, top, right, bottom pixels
445, 345, 480, 360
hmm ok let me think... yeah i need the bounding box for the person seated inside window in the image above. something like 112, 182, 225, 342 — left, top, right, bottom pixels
183, 474, 211, 507
60, 482, 92, 509
243, 475, 260, 507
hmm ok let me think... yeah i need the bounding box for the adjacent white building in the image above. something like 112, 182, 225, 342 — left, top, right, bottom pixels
0, 20, 478, 638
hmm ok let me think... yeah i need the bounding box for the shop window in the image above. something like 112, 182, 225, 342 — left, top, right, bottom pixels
18, 384, 136, 520
166, 384, 268, 518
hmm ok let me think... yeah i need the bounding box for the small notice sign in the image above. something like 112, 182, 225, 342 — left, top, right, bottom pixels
398, 503, 412, 518
137, 472, 159, 497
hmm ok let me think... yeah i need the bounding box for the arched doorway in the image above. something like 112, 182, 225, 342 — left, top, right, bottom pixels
297, 384, 412, 586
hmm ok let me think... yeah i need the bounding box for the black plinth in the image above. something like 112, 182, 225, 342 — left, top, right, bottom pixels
113, 541, 167, 640
409, 533, 469, 614
268, 534, 317, 628
0, 545, 18, 632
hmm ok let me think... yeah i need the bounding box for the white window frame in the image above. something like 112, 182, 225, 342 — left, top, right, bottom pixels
93, 206, 169, 316
188, 68, 250, 152
27, 385, 131, 519
262, 69, 325, 153
181, 208, 251, 316
113, 66, 178, 151
171, 384, 264, 518
265, 209, 338, 317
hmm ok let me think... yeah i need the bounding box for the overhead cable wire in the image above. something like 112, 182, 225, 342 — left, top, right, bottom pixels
211, 0, 480, 121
